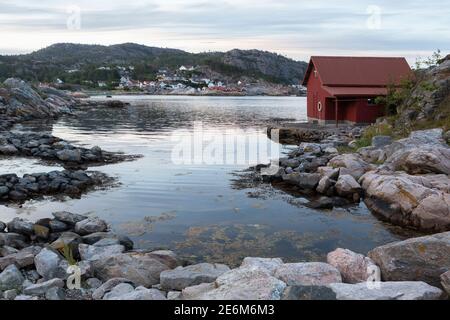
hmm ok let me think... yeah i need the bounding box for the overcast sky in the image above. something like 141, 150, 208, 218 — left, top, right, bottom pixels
1, 0, 448, 63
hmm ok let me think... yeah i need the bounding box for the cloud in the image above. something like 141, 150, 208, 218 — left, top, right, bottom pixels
0, 0, 448, 63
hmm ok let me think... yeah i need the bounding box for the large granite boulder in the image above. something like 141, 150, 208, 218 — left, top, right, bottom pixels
74, 217, 108, 235
368, 232, 450, 287
0, 264, 24, 291
282, 172, 321, 190
160, 263, 230, 291
327, 248, 380, 284
329, 281, 444, 300
91, 251, 177, 287
273, 262, 342, 286
441, 270, 450, 295
181, 266, 286, 300
240, 257, 284, 275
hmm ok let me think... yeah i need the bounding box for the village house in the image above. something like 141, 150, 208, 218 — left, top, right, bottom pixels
302, 56, 412, 125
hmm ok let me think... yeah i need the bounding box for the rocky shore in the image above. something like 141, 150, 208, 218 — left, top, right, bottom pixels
256, 127, 450, 232
0, 212, 448, 300
0, 78, 140, 202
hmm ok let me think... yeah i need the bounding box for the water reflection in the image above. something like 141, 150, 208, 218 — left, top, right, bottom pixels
1, 96, 411, 266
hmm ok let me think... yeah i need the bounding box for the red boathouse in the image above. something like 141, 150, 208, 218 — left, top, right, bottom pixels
302, 56, 412, 125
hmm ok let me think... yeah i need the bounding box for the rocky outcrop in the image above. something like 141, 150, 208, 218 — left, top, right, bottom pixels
361, 170, 450, 232
0, 132, 137, 167
0, 170, 112, 204
395, 56, 450, 128
0, 78, 74, 130
368, 232, 450, 287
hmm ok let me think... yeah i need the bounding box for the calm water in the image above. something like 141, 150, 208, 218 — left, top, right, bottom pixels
1, 96, 411, 266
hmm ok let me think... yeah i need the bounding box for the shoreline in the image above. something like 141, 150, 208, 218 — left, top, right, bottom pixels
1, 77, 450, 300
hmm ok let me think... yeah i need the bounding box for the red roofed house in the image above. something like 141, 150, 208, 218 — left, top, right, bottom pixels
302, 56, 412, 125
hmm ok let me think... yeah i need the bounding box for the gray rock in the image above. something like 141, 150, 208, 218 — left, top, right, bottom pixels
23, 278, 64, 295
49, 219, 69, 232
317, 166, 340, 180
0, 221, 6, 232
3, 289, 18, 300
316, 176, 333, 194
329, 281, 444, 300
79, 244, 125, 261
282, 285, 337, 300
91, 251, 175, 287
160, 263, 230, 290
107, 287, 167, 300
0, 145, 18, 155
50, 231, 82, 258
167, 291, 182, 300
372, 135, 393, 148
368, 232, 450, 287
0, 246, 42, 270
0, 246, 19, 257
441, 270, 450, 295
82, 232, 134, 250
6, 217, 34, 236
86, 277, 103, 290
14, 294, 39, 300
56, 149, 82, 162
34, 248, 66, 280
328, 154, 371, 180
52, 211, 87, 225
183, 266, 286, 300
45, 287, 66, 300
240, 257, 284, 275
335, 175, 362, 200
74, 217, 108, 235
93, 238, 120, 247
103, 283, 135, 300
0, 233, 27, 249
274, 262, 342, 286
327, 248, 380, 284
0, 264, 24, 291
361, 171, 450, 232
282, 172, 321, 190
92, 278, 134, 300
